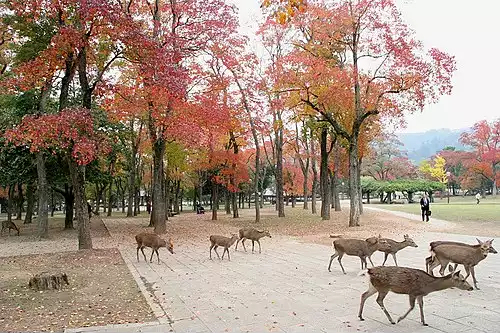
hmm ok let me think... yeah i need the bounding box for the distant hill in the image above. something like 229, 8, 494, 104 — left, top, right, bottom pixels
397, 128, 468, 164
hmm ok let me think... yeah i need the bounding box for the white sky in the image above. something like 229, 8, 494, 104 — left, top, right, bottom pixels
230, 0, 500, 133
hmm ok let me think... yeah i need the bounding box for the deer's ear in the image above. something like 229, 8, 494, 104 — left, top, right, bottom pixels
476, 238, 483, 244
452, 271, 461, 278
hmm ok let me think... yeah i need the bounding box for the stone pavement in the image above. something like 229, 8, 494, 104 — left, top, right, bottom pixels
67, 220, 500, 333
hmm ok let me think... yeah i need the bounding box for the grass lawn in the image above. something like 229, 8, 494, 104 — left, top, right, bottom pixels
371, 195, 500, 223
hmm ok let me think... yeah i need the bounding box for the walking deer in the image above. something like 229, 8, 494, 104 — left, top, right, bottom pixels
425, 239, 497, 273
428, 239, 493, 289
328, 236, 389, 274
1, 220, 20, 236
235, 228, 272, 253
209, 234, 239, 261
358, 266, 473, 326
135, 233, 174, 264
378, 234, 418, 266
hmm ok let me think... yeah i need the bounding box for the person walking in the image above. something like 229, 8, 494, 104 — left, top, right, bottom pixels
476, 192, 481, 204
420, 193, 430, 222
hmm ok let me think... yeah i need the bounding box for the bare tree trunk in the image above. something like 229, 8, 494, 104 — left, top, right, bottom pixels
349, 135, 361, 227
311, 128, 318, 214
7, 185, 14, 222
24, 182, 35, 224
107, 176, 113, 217
332, 145, 341, 212
211, 181, 218, 221
151, 140, 166, 233
225, 188, 231, 214
16, 183, 24, 220
320, 127, 330, 220
36, 152, 49, 238
276, 121, 285, 217
358, 157, 363, 214
68, 160, 92, 249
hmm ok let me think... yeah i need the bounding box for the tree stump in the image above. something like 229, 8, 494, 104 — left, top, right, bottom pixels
28, 272, 69, 290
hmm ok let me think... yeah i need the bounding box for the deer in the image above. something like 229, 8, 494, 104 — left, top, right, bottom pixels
328, 236, 389, 274
235, 228, 272, 253
378, 234, 418, 266
209, 234, 239, 261
358, 266, 473, 326
1, 220, 20, 236
135, 233, 174, 264
425, 239, 497, 273
428, 239, 493, 289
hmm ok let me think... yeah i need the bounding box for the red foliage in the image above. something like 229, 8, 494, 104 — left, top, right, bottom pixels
5, 108, 110, 165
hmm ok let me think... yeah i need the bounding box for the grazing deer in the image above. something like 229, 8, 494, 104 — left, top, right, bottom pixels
328, 236, 389, 274
209, 234, 239, 261
235, 228, 272, 253
358, 266, 473, 326
425, 239, 497, 273
428, 239, 492, 289
1, 220, 20, 236
378, 234, 418, 266
135, 233, 174, 264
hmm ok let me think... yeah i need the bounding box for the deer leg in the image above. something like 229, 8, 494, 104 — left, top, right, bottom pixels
149, 249, 155, 263
235, 239, 240, 251
368, 255, 375, 267
382, 253, 389, 266
328, 251, 339, 272
209, 244, 214, 259
438, 259, 450, 276
227, 248, 231, 261
376, 291, 395, 324
140, 247, 147, 262
257, 239, 262, 253
463, 265, 471, 280
338, 253, 346, 274
136, 246, 141, 262
241, 239, 247, 252
214, 246, 221, 259
417, 296, 427, 326
358, 281, 377, 321
470, 266, 479, 290
427, 257, 440, 276
397, 295, 416, 323
155, 249, 160, 264
252, 240, 255, 253
222, 247, 226, 260
360, 257, 365, 269
391, 253, 398, 267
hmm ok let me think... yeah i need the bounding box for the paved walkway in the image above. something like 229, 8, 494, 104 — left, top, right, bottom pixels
67, 217, 500, 333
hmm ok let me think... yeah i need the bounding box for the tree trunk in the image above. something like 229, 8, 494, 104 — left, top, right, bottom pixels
16, 183, 24, 220
7, 185, 14, 222
68, 160, 92, 249
107, 176, 113, 217
173, 180, 180, 213
151, 140, 167, 234
311, 128, 318, 215
127, 132, 137, 217
276, 124, 285, 217
492, 164, 498, 196
320, 127, 331, 220
211, 181, 218, 221
332, 146, 341, 212
348, 135, 361, 227
225, 188, 231, 214
63, 184, 74, 229
24, 182, 35, 224
358, 157, 363, 214
36, 152, 49, 238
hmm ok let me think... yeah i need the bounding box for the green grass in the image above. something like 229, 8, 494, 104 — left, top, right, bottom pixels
371, 195, 500, 223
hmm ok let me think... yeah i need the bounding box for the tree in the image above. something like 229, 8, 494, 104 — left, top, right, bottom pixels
460, 119, 500, 195
282, 1, 455, 226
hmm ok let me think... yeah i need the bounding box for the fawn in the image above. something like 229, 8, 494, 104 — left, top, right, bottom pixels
135, 233, 174, 264
235, 228, 271, 253
358, 266, 473, 326
1, 220, 20, 236
378, 234, 418, 266
209, 234, 239, 261
328, 236, 389, 274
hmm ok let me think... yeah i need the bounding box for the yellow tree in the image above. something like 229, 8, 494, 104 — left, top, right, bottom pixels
420, 155, 448, 197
